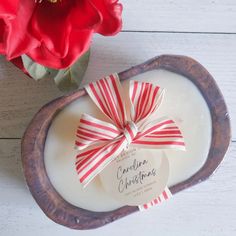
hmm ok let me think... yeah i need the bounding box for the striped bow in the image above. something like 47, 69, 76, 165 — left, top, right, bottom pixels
75, 74, 185, 187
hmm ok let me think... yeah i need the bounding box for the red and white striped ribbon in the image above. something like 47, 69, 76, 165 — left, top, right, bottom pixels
138, 187, 172, 211
75, 73, 185, 187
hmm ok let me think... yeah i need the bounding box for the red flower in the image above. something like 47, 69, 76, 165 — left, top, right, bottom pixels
0, 0, 122, 69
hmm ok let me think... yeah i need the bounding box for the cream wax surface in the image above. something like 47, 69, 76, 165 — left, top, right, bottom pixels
44, 70, 212, 212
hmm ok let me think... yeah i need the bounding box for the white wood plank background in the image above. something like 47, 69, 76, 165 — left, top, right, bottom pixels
122, 0, 236, 33
0, 1, 236, 235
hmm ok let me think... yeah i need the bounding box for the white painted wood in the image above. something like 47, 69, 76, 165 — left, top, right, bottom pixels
1, 33, 235, 139
0, 139, 235, 235
0, 57, 62, 138
122, 0, 236, 33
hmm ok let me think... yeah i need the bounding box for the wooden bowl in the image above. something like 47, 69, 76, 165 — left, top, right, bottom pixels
21, 55, 231, 230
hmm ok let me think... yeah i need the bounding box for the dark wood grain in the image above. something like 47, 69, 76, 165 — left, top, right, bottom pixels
21, 55, 231, 230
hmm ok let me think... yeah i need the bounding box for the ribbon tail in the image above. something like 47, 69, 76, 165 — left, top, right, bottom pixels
76, 137, 127, 187
138, 187, 172, 211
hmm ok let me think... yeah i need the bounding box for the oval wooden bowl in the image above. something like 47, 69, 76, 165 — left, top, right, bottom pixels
21, 55, 231, 230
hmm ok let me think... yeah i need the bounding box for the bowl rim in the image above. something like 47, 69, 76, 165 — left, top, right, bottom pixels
21, 55, 231, 230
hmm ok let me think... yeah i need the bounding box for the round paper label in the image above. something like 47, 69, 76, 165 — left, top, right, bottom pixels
99, 147, 169, 206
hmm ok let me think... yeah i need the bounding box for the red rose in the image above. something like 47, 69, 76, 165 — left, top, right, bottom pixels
0, 0, 122, 69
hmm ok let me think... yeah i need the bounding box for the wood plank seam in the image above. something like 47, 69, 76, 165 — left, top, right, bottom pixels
122, 30, 236, 35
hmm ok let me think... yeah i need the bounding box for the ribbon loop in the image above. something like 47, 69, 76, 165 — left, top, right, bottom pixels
85, 74, 127, 129
129, 80, 164, 123
75, 113, 121, 151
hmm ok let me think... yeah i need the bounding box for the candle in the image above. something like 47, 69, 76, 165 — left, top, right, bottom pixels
44, 69, 212, 211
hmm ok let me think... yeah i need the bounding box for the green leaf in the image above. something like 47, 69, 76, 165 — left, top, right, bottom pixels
53, 69, 78, 92
21, 50, 90, 92
53, 50, 90, 92
21, 54, 58, 80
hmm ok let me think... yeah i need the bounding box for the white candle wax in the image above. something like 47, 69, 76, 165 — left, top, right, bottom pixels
44, 70, 212, 211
